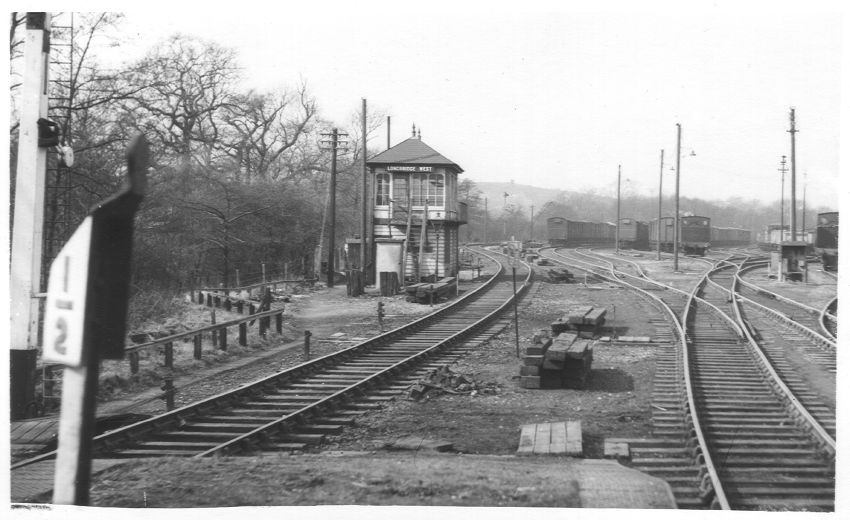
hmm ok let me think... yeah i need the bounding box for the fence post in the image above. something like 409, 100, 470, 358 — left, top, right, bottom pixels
275, 313, 283, 334
219, 328, 228, 350
236, 301, 244, 314
224, 298, 232, 312
259, 314, 268, 338
304, 330, 311, 360
206, 293, 212, 307
193, 335, 202, 359
239, 322, 248, 346
161, 377, 175, 411
164, 342, 173, 369
211, 309, 218, 347
249, 303, 256, 315
129, 352, 139, 375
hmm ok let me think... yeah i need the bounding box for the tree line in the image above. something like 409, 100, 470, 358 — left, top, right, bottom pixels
10, 14, 381, 299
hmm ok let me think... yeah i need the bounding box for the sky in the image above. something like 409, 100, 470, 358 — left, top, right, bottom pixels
53, 2, 846, 209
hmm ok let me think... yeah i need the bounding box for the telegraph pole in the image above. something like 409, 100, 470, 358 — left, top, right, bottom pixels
657, 149, 664, 260
530, 204, 535, 242
779, 155, 787, 240
788, 108, 798, 241
616, 165, 621, 253
484, 197, 488, 243
11, 13, 52, 418
802, 172, 807, 237
360, 99, 368, 281
321, 128, 347, 288
674, 124, 681, 272
386, 116, 391, 150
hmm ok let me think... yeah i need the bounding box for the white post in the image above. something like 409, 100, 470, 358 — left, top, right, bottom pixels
12, 12, 52, 349
10, 13, 52, 417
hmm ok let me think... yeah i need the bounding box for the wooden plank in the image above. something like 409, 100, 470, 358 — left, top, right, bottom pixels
565, 339, 592, 360
549, 422, 568, 454
517, 424, 536, 454
566, 420, 583, 456
583, 307, 607, 325
519, 365, 539, 376
523, 355, 543, 366
533, 422, 551, 454
567, 306, 593, 324
545, 333, 577, 362
520, 376, 540, 388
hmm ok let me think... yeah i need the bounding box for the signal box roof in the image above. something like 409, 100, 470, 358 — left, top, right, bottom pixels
368, 137, 463, 173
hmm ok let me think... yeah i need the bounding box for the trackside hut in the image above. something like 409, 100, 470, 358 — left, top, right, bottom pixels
367, 133, 467, 289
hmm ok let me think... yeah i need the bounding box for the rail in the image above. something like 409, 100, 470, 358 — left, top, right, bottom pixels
203, 246, 532, 456
542, 247, 730, 509
726, 263, 837, 455
14, 248, 516, 467
820, 297, 838, 341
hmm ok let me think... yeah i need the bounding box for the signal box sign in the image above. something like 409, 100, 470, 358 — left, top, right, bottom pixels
42, 217, 92, 367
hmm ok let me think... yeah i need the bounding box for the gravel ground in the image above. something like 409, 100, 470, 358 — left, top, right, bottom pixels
740, 265, 837, 310
73, 253, 675, 507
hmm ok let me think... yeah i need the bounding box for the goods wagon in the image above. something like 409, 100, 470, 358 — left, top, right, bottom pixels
710, 227, 752, 247
547, 217, 615, 247
617, 219, 649, 250
649, 217, 675, 253
815, 211, 838, 271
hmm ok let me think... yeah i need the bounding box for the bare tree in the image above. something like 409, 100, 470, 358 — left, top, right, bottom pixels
124, 35, 240, 170
222, 82, 318, 180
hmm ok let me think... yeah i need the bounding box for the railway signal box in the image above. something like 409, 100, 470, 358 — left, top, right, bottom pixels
367, 131, 467, 291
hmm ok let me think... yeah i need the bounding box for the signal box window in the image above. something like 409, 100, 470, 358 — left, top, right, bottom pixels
376, 173, 390, 206
411, 173, 444, 207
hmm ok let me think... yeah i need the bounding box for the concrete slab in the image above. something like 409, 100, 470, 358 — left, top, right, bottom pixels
575, 459, 677, 508
11, 459, 128, 504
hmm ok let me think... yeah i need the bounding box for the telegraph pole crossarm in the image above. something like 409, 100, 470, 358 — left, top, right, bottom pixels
47, 134, 149, 505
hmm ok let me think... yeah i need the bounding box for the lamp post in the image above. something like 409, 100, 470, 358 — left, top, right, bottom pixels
673, 124, 681, 272
657, 149, 664, 260
616, 165, 621, 254
509, 250, 520, 358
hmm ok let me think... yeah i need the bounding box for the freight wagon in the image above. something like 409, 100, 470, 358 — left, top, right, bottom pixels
547, 217, 616, 247
617, 219, 649, 250
815, 211, 838, 271
710, 226, 752, 248
649, 216, 710, 256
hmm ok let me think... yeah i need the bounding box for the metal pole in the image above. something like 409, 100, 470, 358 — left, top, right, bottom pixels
616, 165, 621, 253
327, 129, 338, 287
512, 264, 520, 358
674, 124, 681, 272
484, 197, 488, 243
360, 99, 367, 277
657, 149, 664, 260
11, 13, 52, 418
789, 108, 798, 241
802, 173, 807, 238
780, 155, 787, 242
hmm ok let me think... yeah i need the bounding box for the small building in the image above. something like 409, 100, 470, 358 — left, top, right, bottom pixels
770, 241, 808, 281
367, 130, 467, 289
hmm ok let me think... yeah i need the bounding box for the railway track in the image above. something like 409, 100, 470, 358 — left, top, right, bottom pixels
13, 247, 531, 466
538, 247, 835, 510
691, 261, 835, 510
735, 264, 837, 348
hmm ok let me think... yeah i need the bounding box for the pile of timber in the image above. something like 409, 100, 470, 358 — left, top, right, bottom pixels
404, 277, 457, 304
378, 271, 400, 296
550, 305, 606, 338
546, 267, 574, 283
520, 330, 593, 389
